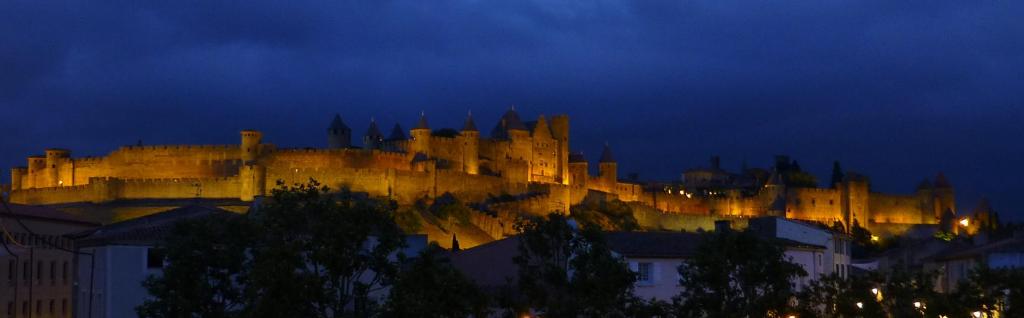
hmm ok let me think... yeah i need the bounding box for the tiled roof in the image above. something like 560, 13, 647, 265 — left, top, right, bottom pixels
73, 205, 238, 247
931, 236, 1024, 261
0, 203, 98, 226
605, 231, 701, 258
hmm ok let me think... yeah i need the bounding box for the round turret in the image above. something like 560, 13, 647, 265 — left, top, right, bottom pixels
409, 113, 431, 155
327, 114, 352, 149
241, 130, 263, 162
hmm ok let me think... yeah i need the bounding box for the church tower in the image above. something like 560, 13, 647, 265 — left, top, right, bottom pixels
327, 114, 351, 149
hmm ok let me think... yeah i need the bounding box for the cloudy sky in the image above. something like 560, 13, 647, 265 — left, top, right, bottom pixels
2, 1, 1022, 219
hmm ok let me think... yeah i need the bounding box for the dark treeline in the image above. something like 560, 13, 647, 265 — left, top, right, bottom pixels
138, 180, 1024, 318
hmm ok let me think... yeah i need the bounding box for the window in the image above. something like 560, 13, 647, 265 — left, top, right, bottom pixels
49, 300, 54, 315
6, 260, 13, 282
62, 299, 67, 316
50, 261, 56, 282
147, 248, 164, 269
22, 261, 29, 281
637, 262, 653, 284
6, 302, 12, 318
36, 261, 43, 282
35, 300, 41, 316
62, 262, 68, 284
21, 302, 27, 317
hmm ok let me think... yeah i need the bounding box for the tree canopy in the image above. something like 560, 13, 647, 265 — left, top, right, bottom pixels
513, 213, 639, 317
673, 229, 807, 318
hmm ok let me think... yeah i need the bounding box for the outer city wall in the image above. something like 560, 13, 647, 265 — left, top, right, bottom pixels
10, 177, 242, 204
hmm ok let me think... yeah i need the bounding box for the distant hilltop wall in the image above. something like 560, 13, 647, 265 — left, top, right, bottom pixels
9, 177, 241, 205
6, 111, 955, 237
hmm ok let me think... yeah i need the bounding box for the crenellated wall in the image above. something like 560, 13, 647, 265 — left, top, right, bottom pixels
6, 112, 948, 237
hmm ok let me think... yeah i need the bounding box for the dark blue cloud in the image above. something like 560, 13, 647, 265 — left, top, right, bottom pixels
2, 1, 1022, 219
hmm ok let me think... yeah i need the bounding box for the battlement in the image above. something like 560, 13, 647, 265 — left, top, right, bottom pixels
73, 156, 106, 163
790, 187, 841, 194
119, 144, 238, 151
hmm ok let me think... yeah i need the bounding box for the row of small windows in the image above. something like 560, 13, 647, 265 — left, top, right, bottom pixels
2, 233, 73, 250
5, 260, 69, 285
6, 299, 68, 318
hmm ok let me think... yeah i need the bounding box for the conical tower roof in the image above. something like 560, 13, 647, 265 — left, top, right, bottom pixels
462, 112, 478, 132
365, 119, 383, 139
388, 123, 407, 141
599, 143, 615, 163
917, 178, 933, 191
328, 114, 350, 132
490, 107, 528, 138
934, 172, 952, 188
414, 112, 430, 130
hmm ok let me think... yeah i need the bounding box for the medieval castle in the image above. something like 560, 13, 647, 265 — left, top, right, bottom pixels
5, 109, 958, 235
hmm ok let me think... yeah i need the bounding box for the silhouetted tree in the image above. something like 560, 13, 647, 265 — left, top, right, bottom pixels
451, 233, 461, 252
137, 213, 253, 318
382, 243, 489, 317
673, 230, 807, 317
514, 213, 638, 317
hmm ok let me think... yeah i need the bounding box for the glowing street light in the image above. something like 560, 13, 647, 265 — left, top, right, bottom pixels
972, 311, 982, 318
871, 288, 878, 295
856, 302, 863, 309
960, 218, 970, 227
913, 301, 921, 308
870, 235, 879, 242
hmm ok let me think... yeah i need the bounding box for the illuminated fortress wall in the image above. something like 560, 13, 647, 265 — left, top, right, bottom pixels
6, 110, 950, 233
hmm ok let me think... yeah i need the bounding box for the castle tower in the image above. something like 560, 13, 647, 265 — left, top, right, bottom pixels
409, 112, 431, 156
568, 152, 588, 203
26, 155, 45, 189
363, 118, 385, 150
763, 168, 787, 217
492, 108, 531, 161
240, 130, 263, 162
10, 167, 26, 190
598, 143, 617, 189
841, 173, 870, 229
327, 114, 352, 149
44, 149, 70, 187
388, 123, 407, 141
916, 178, 936, 223
933, 172, 956, 219
530, 115, 556, 181
460, 112, 479, 174
550, 115, 570, 185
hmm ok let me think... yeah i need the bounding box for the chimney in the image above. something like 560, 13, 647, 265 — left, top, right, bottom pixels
715, 220, 731, 233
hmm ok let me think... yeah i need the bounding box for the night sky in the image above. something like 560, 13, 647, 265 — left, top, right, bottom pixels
2, 2, 1022, 219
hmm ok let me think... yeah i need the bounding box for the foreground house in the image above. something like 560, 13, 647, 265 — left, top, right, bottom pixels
748, 217, 852, 280
0, 204, 97, 318
451, 226, 829, 302
70, 204, 428, 318
926, 232, 1024, 293
71, 205, 237, 318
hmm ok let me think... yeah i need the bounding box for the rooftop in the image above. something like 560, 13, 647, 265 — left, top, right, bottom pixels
72, 205, 239, 247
